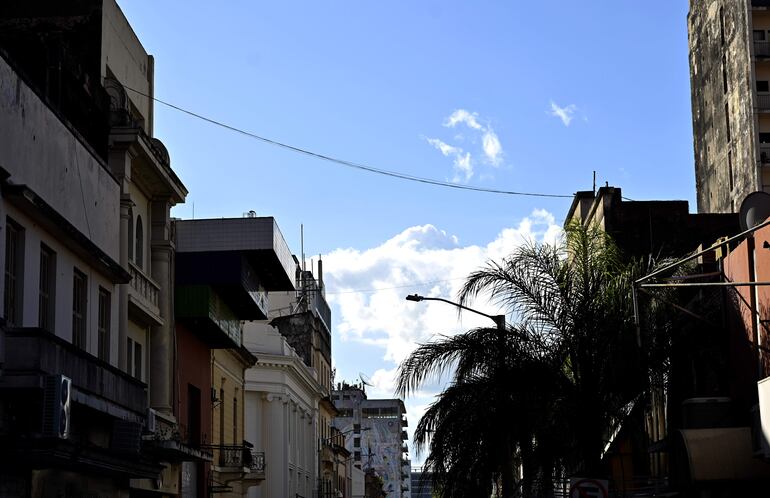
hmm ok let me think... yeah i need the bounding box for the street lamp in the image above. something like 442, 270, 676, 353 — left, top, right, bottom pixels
405, 294, 506, 331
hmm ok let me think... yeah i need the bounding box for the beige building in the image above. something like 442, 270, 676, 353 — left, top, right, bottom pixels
688, 0, 770, 213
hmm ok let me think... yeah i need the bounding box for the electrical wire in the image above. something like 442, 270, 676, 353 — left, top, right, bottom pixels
326, 277, 466, 296
122, 85, 573, 199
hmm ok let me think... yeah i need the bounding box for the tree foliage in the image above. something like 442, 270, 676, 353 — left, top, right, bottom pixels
397, 222, 672, 497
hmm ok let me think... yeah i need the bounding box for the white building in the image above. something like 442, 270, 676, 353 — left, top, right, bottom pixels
243, 321, 323, 498
333, 384, 410, 498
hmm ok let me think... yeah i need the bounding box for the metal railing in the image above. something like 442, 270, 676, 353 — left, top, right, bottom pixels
757, 93, 770, 110
128, 261, 160, 309
756, 40, 770, 58
217, 446, 265, 472
761, 145, 770, 164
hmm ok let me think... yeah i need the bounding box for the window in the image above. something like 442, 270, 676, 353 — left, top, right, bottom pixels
39, 244, 56, 331
127, 337, 134, 374
135, 215, 144, 269
354, 451, 361, 461
759, 81, 770, 93
760, 132, 770, 143
188, 384, 201, 446
354, 437, 360, 448
134, 340, 142, 380
233, 396, 238, 443
127, 207, 134, 261
755, 30, 766, 42
97, 287, 111, 361
4, 218, 24, 326
72, 269, 87, 349
353, 423, 361, 433
219, 387, 225, 445
126, 337, 142, 379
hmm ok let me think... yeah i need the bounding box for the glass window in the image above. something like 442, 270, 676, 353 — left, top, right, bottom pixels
134, 341, 142, 380
98, 287, 111, 361
72, 269, 87, 349
758, 81, 770, 93
39, 244, 56, 332
755, 30, 766, 42
135, 215, 144, 269
4, 218, 24, 326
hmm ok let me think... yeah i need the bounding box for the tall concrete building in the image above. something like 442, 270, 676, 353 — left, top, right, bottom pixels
688, 0, 770, 213
332, 384, 410, 498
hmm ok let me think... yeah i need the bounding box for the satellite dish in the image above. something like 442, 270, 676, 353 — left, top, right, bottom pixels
739, 191, 770, 231
359, 372, 374, 393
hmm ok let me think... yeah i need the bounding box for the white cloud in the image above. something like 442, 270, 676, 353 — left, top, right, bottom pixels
324, 210, 561, 364
425, 138, 461, 157
426, 109, 504, 180
453, 152, 473, 183
549, 100, 577, 126
443, 109, 483, 130
482, 128, 502, 166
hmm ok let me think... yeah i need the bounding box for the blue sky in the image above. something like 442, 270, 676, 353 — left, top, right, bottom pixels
119, 0, 695, 462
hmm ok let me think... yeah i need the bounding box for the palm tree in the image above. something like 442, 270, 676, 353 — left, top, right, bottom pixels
398, 222, 664, 496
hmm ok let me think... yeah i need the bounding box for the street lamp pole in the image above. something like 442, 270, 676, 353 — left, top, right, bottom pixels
405, 294, 506, 331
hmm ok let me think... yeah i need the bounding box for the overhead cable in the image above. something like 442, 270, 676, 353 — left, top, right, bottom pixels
123, 85, 573, 199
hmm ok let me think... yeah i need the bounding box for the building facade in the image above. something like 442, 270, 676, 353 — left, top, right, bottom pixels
0, 1, 194, 496
688, 0, 770, 213
332, 384, 410, 498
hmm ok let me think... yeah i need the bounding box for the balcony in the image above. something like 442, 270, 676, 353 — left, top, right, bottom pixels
207, 444, 265, 478
176, 252, 268, 320
761, 144, 770, 164
1, 327, 147, 419
758, 94, 770, 111
128, 261, 163, 326
176, 285, 242, 348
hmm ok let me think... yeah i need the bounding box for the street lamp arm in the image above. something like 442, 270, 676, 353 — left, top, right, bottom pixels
405, 294, 506, 330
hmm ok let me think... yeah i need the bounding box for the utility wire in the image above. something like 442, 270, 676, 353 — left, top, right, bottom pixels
123, 85, 573, 199
326, 277, 466, 295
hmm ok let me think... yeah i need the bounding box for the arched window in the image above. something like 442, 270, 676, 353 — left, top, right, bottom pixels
135, 215, 144, 269
127, 207, 134, 262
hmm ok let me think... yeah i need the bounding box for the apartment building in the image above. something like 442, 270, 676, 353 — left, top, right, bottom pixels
174, 216, 296, 496
0, 1, 186, 495
332, 384, 410, 498
688, 0, 770, 212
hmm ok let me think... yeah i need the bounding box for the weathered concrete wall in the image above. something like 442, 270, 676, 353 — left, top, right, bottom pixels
101, 0, 153, 132
0, 54, 120, 260
689, 0, 757, 213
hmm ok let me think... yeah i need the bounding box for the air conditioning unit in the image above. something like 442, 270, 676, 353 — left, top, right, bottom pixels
681, 397, 732, 429
145, 408, 157, 434
112, 420, 142, 453
756, 378, 770, 458
43, 374, 71, 439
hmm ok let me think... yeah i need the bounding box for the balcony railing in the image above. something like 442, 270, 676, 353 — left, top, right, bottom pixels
128, 261, 160, 309
211, 445, 265, 473
761, 145, 770, 164
758, 94, 770, 111
3, 327, 147, 415
756, 40, 770, 58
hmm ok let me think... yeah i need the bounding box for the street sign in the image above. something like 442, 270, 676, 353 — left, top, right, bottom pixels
569, 478, 609, 498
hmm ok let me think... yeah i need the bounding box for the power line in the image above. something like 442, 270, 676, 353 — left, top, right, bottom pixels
326, 277, 466, 296
123, 85, 573, 199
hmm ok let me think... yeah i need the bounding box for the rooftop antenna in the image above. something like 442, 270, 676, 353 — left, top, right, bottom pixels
301, 224, 305, 273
